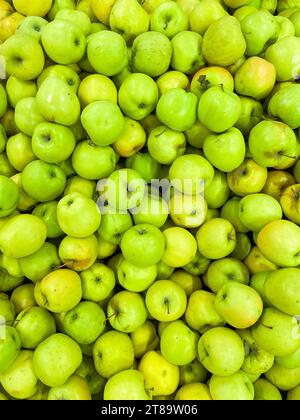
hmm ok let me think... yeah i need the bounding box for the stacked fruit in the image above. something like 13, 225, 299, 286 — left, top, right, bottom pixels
0, 0, 300, 401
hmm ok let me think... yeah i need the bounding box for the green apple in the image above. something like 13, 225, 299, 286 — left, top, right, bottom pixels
78, 74, 117, 108
57, 192, 101, 238
16, 16, 48, 42
244, 246, 278, 274
133, 194, 168, 228
87, 30, 127, 76
33, 333, 82, 387
0, 175, 19, 217
113, 117, 146, 158
196, 218, 236, 260
170, 191, 207, 228
209, 371, 254, 400
254, 378, 282, 400
98, 210, 133, 245
1, 34, 45, 80
81, 101, 125, 147
10, 284, 35, 314
184, 121, 210, 150
276, 346, 300, 369
183, 251, 211, 276
76, 355, 105, 396
104, 369, 150, 400
145, 279, 187, 322
132, 31, 172, 77
0, 293, 15, 326
249, 120, 299, 169
162, 227, 197, 267
252, 307, 300, 356
126, 152, 161, 183
287, 384, 300, 400
227, 159, 268, 197
205, 258, 249, 293
48, 0, 76, 20
179, 359, 207, 385
257, 220, 300, 267
185, 290, 225, 333
0, 350, 38, 399
110, 0, 149, 43
289, 10, 300, 36
64, 176, 96, 200
5, 76, 37, 108
215, 282, 263, 329
265, 362, 300, 391
249, 271, 271, 304
14, 306, 56, 350
161, 320, 198, 365
263, 170, 295, 202
34, 269, 82, 313
202, 16, 246, 66
238, 193, 283, 232
139, 350, 179, 397
203, 128, 245, 172
156, 88, 198, 132
130, 320, 159, 358
37, 64, 80, 93
80, 262, 115, 303
265, 36, 300, 81
221, 197, 249, 233
22, 160, 66, 202
171, 31, 205, 75
118, 73, 159, 120
0, 152, 17, 178
12, 0, 53, 16
0, 269, 24, 294
0, 125, 6, 154
189, 0, 227, 35
14, 97, 46, 136
198, 86, 241, 133
93, 330, 134, 378
0, 85, 7, 120
191, 66, 234, 100
107, 290, 148, 333
120, 224, 165, 267
55, 9, 91, 35
175, 383, 212, 400
59, 235, 98, 271
6, 133, 35, 173
169, 270, 202, 296
268, 84, 300, 129
169, 154, 214, 195
48, 374, 92, 400
0, 326, 21, 374
198, 327, 245, 376
32, 201, 63, 239
0, 253, 24, 279
19, 242, 60, 283
0, 214, 47, 259
117, 258, 157, 292
234, 97, 263, 136
150, 1, 188, 38
148, 126, 186, 165
157, 260, 175, 279
230, 233, 251, 260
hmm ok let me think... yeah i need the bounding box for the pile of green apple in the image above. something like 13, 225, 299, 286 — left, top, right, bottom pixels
0, 0, 300, 402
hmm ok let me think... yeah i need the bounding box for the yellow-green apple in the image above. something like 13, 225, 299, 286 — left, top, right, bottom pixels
150, 1, 188, 38
132, 31, 172, 77
107, 290, 148, 333
287, 384, 300, 400
198, 327, 245, 376
0, 326, 21, 373
80, 262, 115, 302
59, 235, 98, 271
209, 371, 254, 400
162, 227, 197, 267
179, 359, 207, 385
202, 16, 246, 66
64, 176, 96, 199
234, 97, 263, 136
221, 197, 249, 233
257, 220, 300, 267
76, 355, 105, 396
6, 133, 35, 173
117, 258, 157, 292
227, 159, 268, 196
280, 184, 300, 224
265, 36, 300, 81
169, 191, 207, 228
91, 0, 116, 24
126, 152, 161, 183
78, 74, 117, 108
97, 209, 133, 245
104, 369, 150, 400
205, 258, 249, 293
171, 31, 205, 75
34, 269, 82, 313
156, 71, 189, 95
265, 362, 300, 391
55, 9, 91, 35
0, 12, 25, 43
276, 346, 300, 369
0, 268, 24, 293
250, 271, 271, 305
10, 283, 35, 314
254, 378, 282, 400
33, 201, 63, 239
185, 121, 211, 149
113, 118, 146, 158
0, 175, 19, 217
0, 293, 15, 326
33, 333, 82, 387
244, 246, 278, 274
130, 320, 159, 358
262, 170, 295, 201
230, 232, 251, 260
132, 194, 168, 228
148, 126, 186, 165
268, 85, 300, 129
16, 16, 48, 42
169, 270, 202, 296
37, 64, 80, 92
10, 77, 43, 110
13, 0, 53, 16
189, 0, 227, 35
175, 383, 212, 400
190, 66, 234, 99
156, 260, 175, 279
48, 375, 92, 400
93, 330, 134, 378
146, 280, 187, 322
14, 97, 46, 136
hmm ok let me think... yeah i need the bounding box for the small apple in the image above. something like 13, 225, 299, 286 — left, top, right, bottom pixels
64, 176, 96, 199
133, 194, 168, 228
205, 258, 249, 293
244, 246, 278, 274
126, 152, 161, 184
265, 362, 300, 391
117, 258, 157, 292
10, 284, 35, 314
13, 0, 53, 17
169, 270, 202, 297
8, 75, 35, 110
262, 170, 295, 201
190, 66, 234, 99
234, 97, 263, 136
189, 0, 227, 35
169, 191, 207, 228
98, 209, 133, 245
80, 262, 115, 303
179, 359, 207, 385
162, 227, 197, 268
268, 84, 300, 130
113, 117, 146, 158
171, 31, 205, 75
150, 1, 188, 38
265, 36, 300, 81
230, 233, 251, 260
183, 251, 211, 276
148, 125, 186, 165
0, 12, 25, 43
227, 159, 268, 197
156, 71, 189, 96
0, 175, 19, 218
59, 235, 98, 272
78, 74, 117, 108
37, 64, 80, 93
6, 133, 35, 173
104, 369, 150, 400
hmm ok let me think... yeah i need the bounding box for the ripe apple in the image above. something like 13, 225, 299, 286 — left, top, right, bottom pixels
6, 133, 35, 173
268, 84, 300, 129
78, 74, 117, 108
209, 371, 254, 400
162, 227, 197, 268
55, 9, 91, 36
227, 159, 268, 196
169, 191, 207, 228
265, 362, 300, 391
110, 0, 149, 43
280, 184, 300, 224
175, 383, 212, 400
196, 218, 236, 260
254, 378, 282, 400
179, 359, 207, 385
262, 170, 295, 201
160, 320, 198, 365
80, 262, 115, 303
117, 258, 157, 292
171, 31, 205, 75
198, 327, 245, 376
133, 194, 168, 228
156, 71, 189, 95
202, 16, 246, 66
139, 350, 179, 396
205, 258, 249, 293
0, 174, 19, 217
14, 97, 46, 136
148, 126, 186, 165
0, 12, 25, 43
156, 260, 175, 280
230, 232, 251, 260
64, 176, 96, 200
146, 279, 187, 322
130, 320, 159, 358
33, 333, 82, 387
276, 346, 300, 370
113, 117, 146, 158
0, 293, 15, 326
59, 235, 98, 272
13, 0, 53, 17
265, 36, 300, 81
48, 375, 91, 400
287, 384, 300, 400
190, 66, 234, 99
37, 64, 80, 93
16, 16, 48, 41
169, 271, 201, 297
32, 201, 63, 239
10, 284, 35, 314
57, 192, 101, 238
234, 96, 263, 136
36, 77, 80, 126
189, 0, 227, 35
121, 224, 165, 267
150, 1, 188, 38
244, 246, 278, 275
183, 251, 211, 276
104, 369, 150, 400
132, 31, 172, 78
98, 210, 133, 246
0, 326, 21, 374
34, 269, 82, 313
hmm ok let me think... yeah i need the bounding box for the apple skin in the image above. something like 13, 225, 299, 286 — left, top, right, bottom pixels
36, 77, 81, 126
133, 194, 168, 228
59, 235, 98, 272
13, 0, 53, 17
205, 258, 249, 293
16, 16, 48, 42
257, 220, 300, 267
227, 159, 268, 197
14, 306, 56, 350
198, 327, 245, 376
280, 184, 300, 224
276, 346, 300, 370
265, 36, 300, 81
189, 0, 227, 35
113, 117, 146, 158
55, 9, 92, 36
170, 191, 207, 228
78, 74, 117, 108
263, 170, 295, 201
171, 31, 205, 75
1, 34, 45, 80
14, 97, 46, 137
80, 262, 115, 303
0, 85, 7, 120
169, 271, 202, 297
198, 86, 242, 133
148, 125, 186, 165
0, 214, 47, 259
265, 362, 300, 391
93, 330, 134, 379
252, 307, 300, 357
202, 16, 246, 66
34, 269, 82, 313
215, 282, 263, 329
268, 85, 300, 129
209, 371, 254, 400
117, 258, 157, 292
132, 31, 172, 78
0, 12, 25, 43
139, 350, 179, 397
97, 210, 133, 245
0, 326, 21, 374
104, 369, 150, 400
0, 293, 15, 326
234, 96, 263, 136
244, 246, 278, 275
254, 378, 282, 400
175, 383, 212, 400
191, 66, 234, 99
6, 133, 36, 173
156, 71, 189, 96
162, 227, 197, 268
146, 280, 187, 322
0, 175, 19, 218
37, 64, 80, 93
47, 374, 92, 400
150, 1, 188, 38
118, 73, 159, 121
57, 192, 101, 238
32, 201, 63, 239
10, 284, 36, 314
33, 333, 82, 388
64, 176, 96, 200
196, 218, 236, 260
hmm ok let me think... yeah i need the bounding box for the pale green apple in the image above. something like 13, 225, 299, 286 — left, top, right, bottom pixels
234, 97, 263, 136
5, 76, 37, 108
10, 283, 35, 314
64, 176, 96, 199
132, 194, 168, 228
130, 320, 159, 358
287, 384, 300, 400
0, 326, 21, 374
276, 346, 300, 369
14, 97, 46, 136
55, 9, 92, 35
249, 271, 270, 305
175, 383, 212, 400
162, 227, 197, 268
0, 293, 15, 326
80, 263, 115, 302
126, 152, 161, 183
265, 362, 300, 391
265, 36, 300, 81
169, 270, 202, 296
170, 191, 207, 228
179, 359, 207, 385
104, 369, 150, 400
151, 1, 188, 38
37, 64, 80, 93
148, 126, 186, 165
221, 197, 249, 233
48, 374, 92, 400
117, 258, 157, 292
32, 201, 63, 239
0, 175, 19, 218
227, 159, 268, 197
48, 0, 76, 20
268, 84, 300, 129
209, 371, 254, 400
6, 133, 35, 173
254, 378, 282, 400
189, 0, 227, 35
183, 251, 211, 276
171, 31, 205, 75
97, 209, 133, 245
16, 16, 48, 42
59, 235, 98, 271
206, 258, 249, 293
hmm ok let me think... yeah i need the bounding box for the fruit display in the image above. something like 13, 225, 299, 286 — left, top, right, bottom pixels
0, 0, 300, 402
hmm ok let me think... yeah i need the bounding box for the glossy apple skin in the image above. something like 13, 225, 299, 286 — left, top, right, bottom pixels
191, 66, 234, 99
268, 84, 300, 129
171, 31, 205, 75
104, 369, 150, 400
265, 36, 300, 81
150, 1, 188, 38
